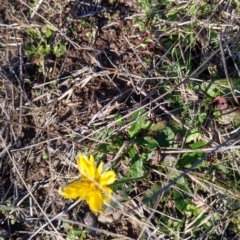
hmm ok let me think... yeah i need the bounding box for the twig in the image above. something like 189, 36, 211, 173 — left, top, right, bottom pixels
143, 127, 240, 204
0, 136, 63, 240
160, 145, 240, 154
218, 33, 239, 105
158, 105, 191, 130
30, 0, 44, 19
226, 44, 240, 78
0, 119, 118, 153
17, 37, 23, 142
123, 35, 148, 73
28, 200, 80, 240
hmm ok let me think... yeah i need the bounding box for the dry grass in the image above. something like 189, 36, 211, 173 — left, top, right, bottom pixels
1, 0, 240, 239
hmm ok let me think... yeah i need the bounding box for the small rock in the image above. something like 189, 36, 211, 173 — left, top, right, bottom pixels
98, 214, 113, 224
83, 212, 97, 236
112, 210, 122, 220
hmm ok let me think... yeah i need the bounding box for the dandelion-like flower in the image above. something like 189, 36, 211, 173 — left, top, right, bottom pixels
59, 154, 116, 213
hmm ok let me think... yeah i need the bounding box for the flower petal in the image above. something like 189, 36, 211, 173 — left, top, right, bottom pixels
102, 186, 113, 203
100, 170, 116, 186
89, 154, 98, 178
102, 186, 113, 194
59, 181, 89, 199
77, 155, 89, 173
77, 154, 97, 179
86, 189, 104, 213
97, 162, 103, 178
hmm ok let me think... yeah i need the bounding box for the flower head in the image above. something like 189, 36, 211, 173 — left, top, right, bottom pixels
59, 154, 116, 213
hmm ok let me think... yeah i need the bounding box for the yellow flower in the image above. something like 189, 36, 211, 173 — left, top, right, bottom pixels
59, 154, 116, 213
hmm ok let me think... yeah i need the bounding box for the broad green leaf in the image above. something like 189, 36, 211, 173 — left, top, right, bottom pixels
177, 152, 205, 168
127, 146, 146, 177
113, 135, 124, 146
217, 165, 229, 174
149, 121, 166, 134
201, 82, 219, 97
191, 140, 205, 149
128, 109, 147, 137
198, 112, 207, 123
166, 10, 178, 21
201, 78, 240, 98
156, 126, 175, 147
189, 5, 197, 15
130, 158, 144, 178
106, 144, 118, 152
129, 108, 146, 121
128, 146, 138, 159
140, 151, 155, 162
174, 192, 191, 213
186, 129, 200, 143
141, 136, 159, 149
186, 204, 201, 217
142, 120, 152, 129
144, 183, 161, 207
173, 180, 191, 212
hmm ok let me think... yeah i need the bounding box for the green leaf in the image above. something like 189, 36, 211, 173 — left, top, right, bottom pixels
188, 5, 197, 15
217, 165, 229, 174
53, 44, 66, 57
96, 144, 108, 152
114, 113, 124, 126
166, 10, 178, 21
142, 120, 152, 129
139, 151, 155, 162
129, 108, 146, 121
144, 183, 161, 207
198, 112, 207, 123
113, 135, 124, 146
106, 144, 118, 152
148, 121, 166, 134
177, 152, 205, 168
11, 218, 17, 224
128, 146, 138, 159
201, 82, 219, 97
141, 136, 159, 149
66, 17, 73, 24
201, 79, 240, 98
186, 204, 201, 217
127, 148, 145, 178
191, 140, 205, 149
128, 109, 147, 138
42, 152, 49, 159
215, 108, 240, 125
129, 158, 144, 178
156, 126, 175, 147
112, 174, 147, 189
42, 25, 52, 38
186, 129, 200, 143
173, 180, 191, 212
